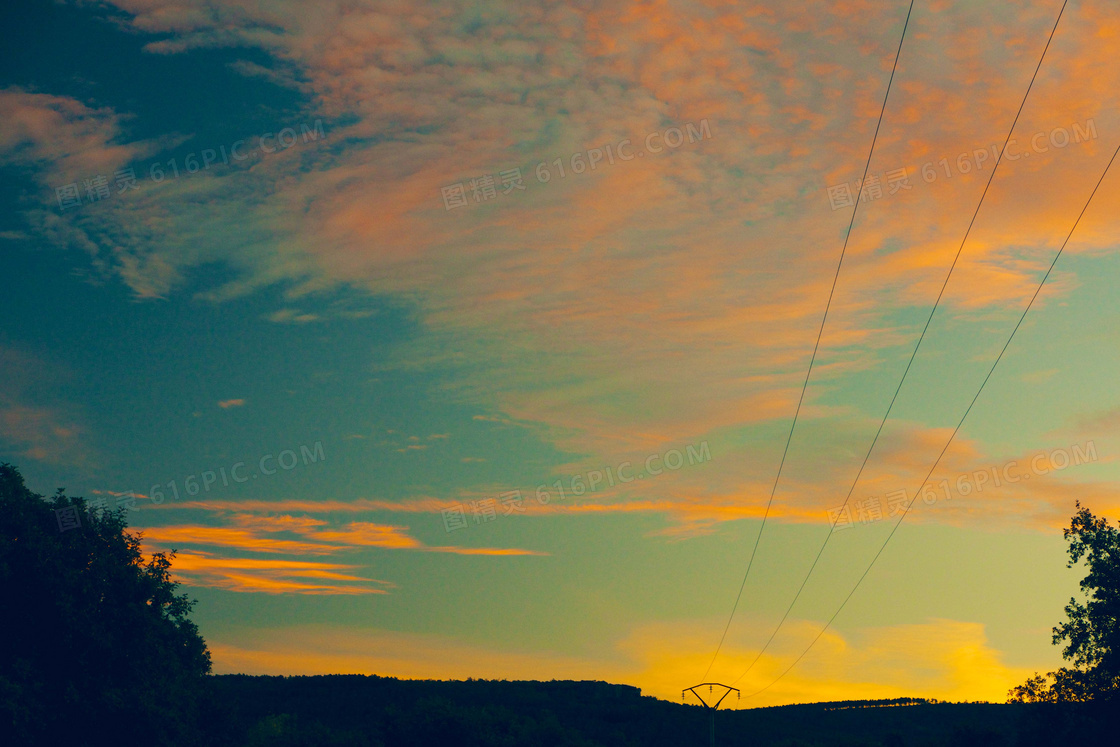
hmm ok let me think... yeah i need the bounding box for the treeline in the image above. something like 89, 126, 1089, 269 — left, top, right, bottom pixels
200, 674, 1113, 747
0, 464, 212, 747
2, 462, 1117, 746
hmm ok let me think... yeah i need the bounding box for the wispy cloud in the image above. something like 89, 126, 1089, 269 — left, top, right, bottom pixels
143, 420, 1118, 538
137, 505, 547, 593
140, 524, 345, 555
166, 551, 393, 595
0, 86, 153, 184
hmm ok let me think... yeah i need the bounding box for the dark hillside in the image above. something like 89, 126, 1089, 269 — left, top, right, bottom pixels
202, 674, 1114, 747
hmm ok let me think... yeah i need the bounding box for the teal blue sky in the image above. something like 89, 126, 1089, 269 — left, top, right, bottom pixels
3, 0, 1120, 706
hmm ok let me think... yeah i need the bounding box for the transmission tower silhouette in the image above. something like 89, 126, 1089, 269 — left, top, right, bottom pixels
682, 682, 740, 747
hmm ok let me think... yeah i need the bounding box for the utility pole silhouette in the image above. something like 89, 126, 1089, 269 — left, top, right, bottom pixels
682, 682, 739, 747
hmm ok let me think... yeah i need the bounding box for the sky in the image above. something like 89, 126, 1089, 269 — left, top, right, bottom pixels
2, 0, 1120, 708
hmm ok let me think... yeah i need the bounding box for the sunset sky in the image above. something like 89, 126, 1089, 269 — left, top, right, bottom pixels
3, 0, 1120, 707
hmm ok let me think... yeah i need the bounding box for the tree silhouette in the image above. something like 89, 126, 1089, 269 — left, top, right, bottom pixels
0, 463, 212, 746
1009, 501, 1120, 703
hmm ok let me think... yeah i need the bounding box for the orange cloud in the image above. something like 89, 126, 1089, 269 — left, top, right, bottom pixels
204, 616, 1039, 707
140, 525, 343, 555
617, 617, 1039, 707
427, 546, 548, 556
132, 506, 549, 594
160, 551, 392, 595
311, 522, 423, 549
149, 498, 447, 513
141, 514, 548, 555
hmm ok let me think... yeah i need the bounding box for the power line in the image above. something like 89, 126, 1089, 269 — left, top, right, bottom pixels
698, 0, 916, 683
727, 0, 1069, 688
743, 138, 1120, 700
